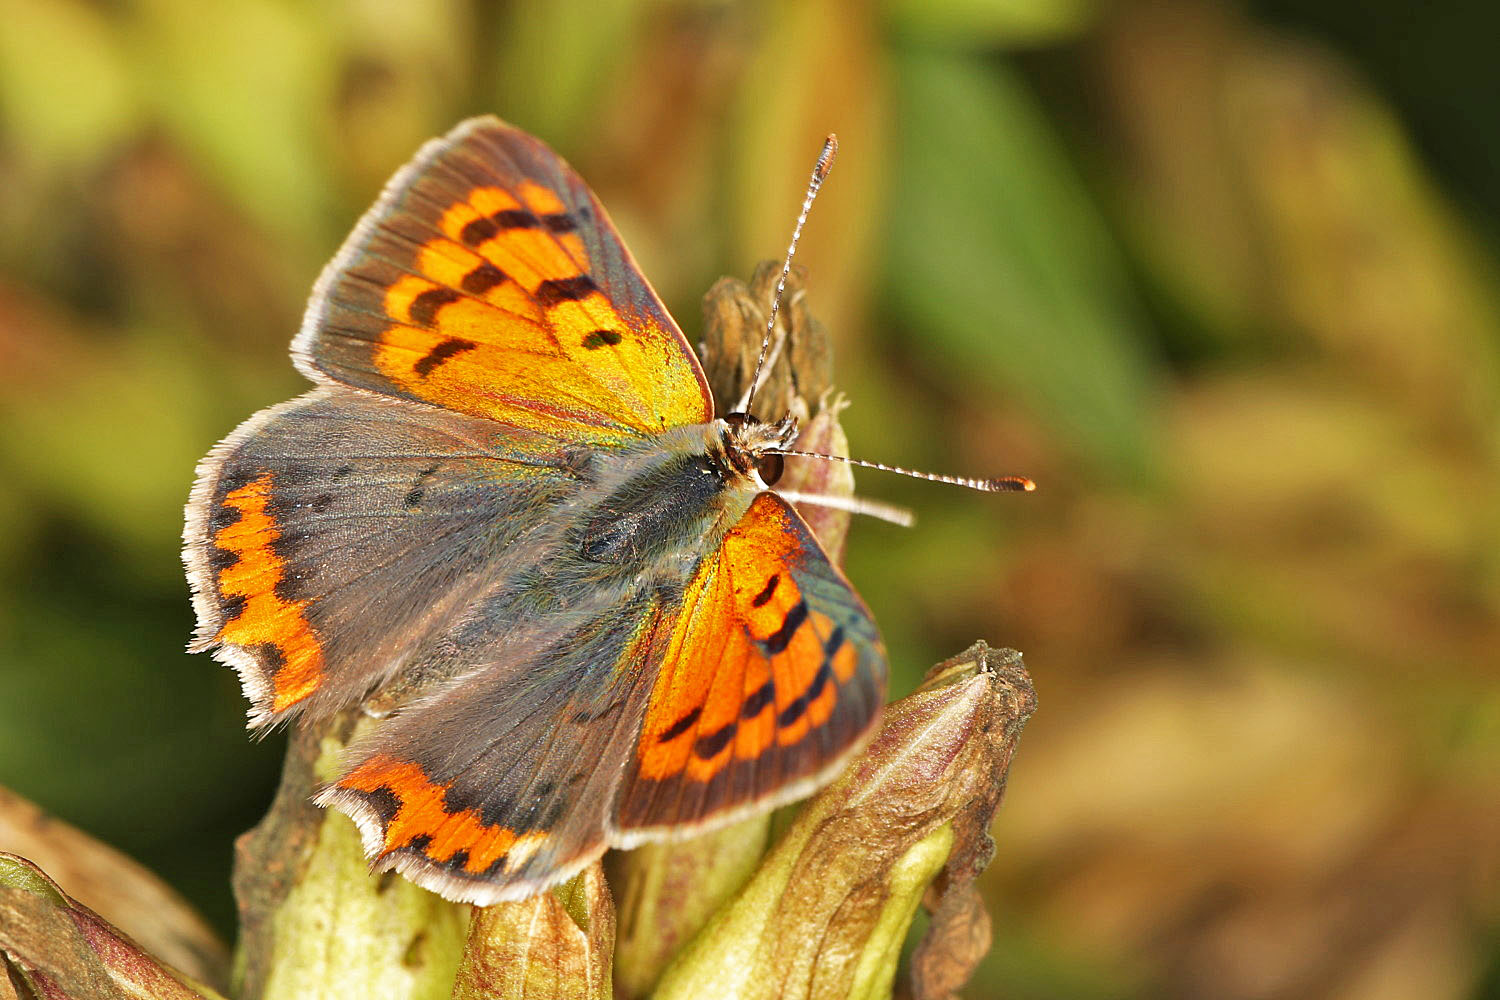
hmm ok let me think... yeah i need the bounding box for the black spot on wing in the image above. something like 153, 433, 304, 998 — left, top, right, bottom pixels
209, 503, 243, 531
363, 785, 402, 826
535, 275, 598, 307
272, 575, 300, 605
219, 591, 246, 623
253, 641, 286, 678
492, 209, 539, 229
460, 261, 506, 295
403, 463, 441, 510
581, 329, 622, 349
460, 208, 575, 246
776, 661, 834, 729
658, 706, 702, 743
460, 215, 498, 245
759, 600, 808, 656
742, 679, 775, 718
751, 574, 780, 608
414, 337, 477, 377
409, 286, 461, 326
694, 721, 735, 759
208, 545, 239, 573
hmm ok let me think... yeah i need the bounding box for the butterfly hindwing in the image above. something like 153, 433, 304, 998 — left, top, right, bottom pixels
183, 385, 583, 726
316, 585, 670, 904
293, 116, 712, 442
614, 492, 886, 835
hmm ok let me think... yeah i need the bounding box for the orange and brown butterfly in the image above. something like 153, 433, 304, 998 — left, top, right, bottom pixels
181, 116, 890, 903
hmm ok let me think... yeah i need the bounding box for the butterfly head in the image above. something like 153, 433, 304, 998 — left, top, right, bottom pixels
717, 411, 798, 488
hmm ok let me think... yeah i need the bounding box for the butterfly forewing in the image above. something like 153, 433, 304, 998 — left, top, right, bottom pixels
183, 385, 582, 726
294, 117, 712, 441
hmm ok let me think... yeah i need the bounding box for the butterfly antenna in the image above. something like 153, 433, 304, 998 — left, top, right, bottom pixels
737, 134, 839, 416
770, 450, 1037, 494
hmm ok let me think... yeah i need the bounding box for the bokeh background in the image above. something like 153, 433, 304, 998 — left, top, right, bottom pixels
2, 0, 1498, 997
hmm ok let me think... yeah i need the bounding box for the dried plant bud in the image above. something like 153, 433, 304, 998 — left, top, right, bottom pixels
0, 852, 221, 1000
608, 819, 772, 999
651, 642, 1036, 1000
232, 718, 468, 1000
701, 258, 854, 562
452, 862, 613, 1000
911, 881, 991, 1000
779, 396, 857, 563
910, 646, 1035, 1000
699, 261, 835, 422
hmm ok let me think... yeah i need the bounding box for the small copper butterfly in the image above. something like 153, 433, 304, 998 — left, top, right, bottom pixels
183, 117, 1029, 903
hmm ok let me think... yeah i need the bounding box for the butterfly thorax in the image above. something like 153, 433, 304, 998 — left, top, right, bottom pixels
568, 415, 791, 579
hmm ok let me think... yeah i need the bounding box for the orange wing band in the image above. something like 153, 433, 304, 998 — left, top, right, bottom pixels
212, 474, 325, 713
339, 754, 547, 875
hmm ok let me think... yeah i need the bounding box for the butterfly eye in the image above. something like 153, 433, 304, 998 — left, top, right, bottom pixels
757, 453, 785, 486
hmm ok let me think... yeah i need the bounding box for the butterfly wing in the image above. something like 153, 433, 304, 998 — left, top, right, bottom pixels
183, 385, 583, 727
293, 115, 712, 442
315, 585, 669, 904
614, 491, 886, 835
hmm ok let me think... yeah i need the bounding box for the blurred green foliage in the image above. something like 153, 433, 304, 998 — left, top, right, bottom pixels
1, 1, 1497, 998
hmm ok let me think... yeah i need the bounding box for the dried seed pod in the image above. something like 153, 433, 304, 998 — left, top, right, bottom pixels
652, 642, 1035, 1000
452, 863, 613, 1000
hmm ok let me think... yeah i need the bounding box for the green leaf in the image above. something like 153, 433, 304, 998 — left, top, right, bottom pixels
886, 0, 1100, 48
886, 48, 1157, 483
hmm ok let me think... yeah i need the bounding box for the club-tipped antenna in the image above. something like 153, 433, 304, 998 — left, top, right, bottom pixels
770, 449, 1036, 494
737, 134, 839, 416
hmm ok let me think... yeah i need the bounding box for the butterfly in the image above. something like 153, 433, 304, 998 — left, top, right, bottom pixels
182, 116, 889, 904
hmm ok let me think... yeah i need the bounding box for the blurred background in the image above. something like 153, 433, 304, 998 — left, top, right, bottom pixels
1, 0, 1497, 997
